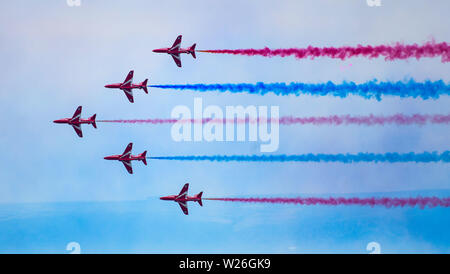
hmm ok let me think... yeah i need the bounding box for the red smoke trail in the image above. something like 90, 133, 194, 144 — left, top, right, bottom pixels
279, 114, 450, 125
197, 41, 450, 62
97, 119, 178, 124
97, 114, 450, 126
204, 196, 450, 209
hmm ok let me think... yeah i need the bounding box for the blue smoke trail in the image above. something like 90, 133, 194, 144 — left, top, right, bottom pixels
149, 151, 450, 163
149, 80, 450, 100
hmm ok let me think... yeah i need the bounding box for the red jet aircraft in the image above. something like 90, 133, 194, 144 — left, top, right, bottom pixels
53, 106, 96, 138
104, 70, 148, 103
104, 143, 147, 174
160, 183, 203, 215
152, 35, 196, 67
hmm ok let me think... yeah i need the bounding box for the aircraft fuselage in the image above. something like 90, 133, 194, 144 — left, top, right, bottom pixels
152, 47, 193, 55
53, 118, 93, 125
104, 83, 146, 90
160, 195, 201, 202
103, 155, 145, 162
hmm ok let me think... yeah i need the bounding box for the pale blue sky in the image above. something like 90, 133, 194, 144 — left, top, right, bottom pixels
0, 0, 449, 253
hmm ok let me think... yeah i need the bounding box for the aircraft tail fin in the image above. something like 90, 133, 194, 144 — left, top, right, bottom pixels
90, 114, 97, 129
140, 151, 147, 165
190, 44, 196, 59
196, 192, 203, 206
141, 79, 148, 94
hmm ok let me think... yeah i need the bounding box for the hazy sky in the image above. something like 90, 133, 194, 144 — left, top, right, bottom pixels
0, 0, 449, 253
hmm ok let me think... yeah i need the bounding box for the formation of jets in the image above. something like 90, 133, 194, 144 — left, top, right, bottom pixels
160, 183, 203, 215
101, 36, 198, 104
54, 35, 207, 215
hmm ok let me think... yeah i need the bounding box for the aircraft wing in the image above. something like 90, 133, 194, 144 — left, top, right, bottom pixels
170, 35, 182, 51
123, 88, 134, 103
177, 201, 189, 215
123, 70, 134, 86
170, 53, 182, 67
176, 183, 189, 200
120, 143, 133, 158
72, 124, 83, 138
122, 160, 133, 174
71, 106, 82, 123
